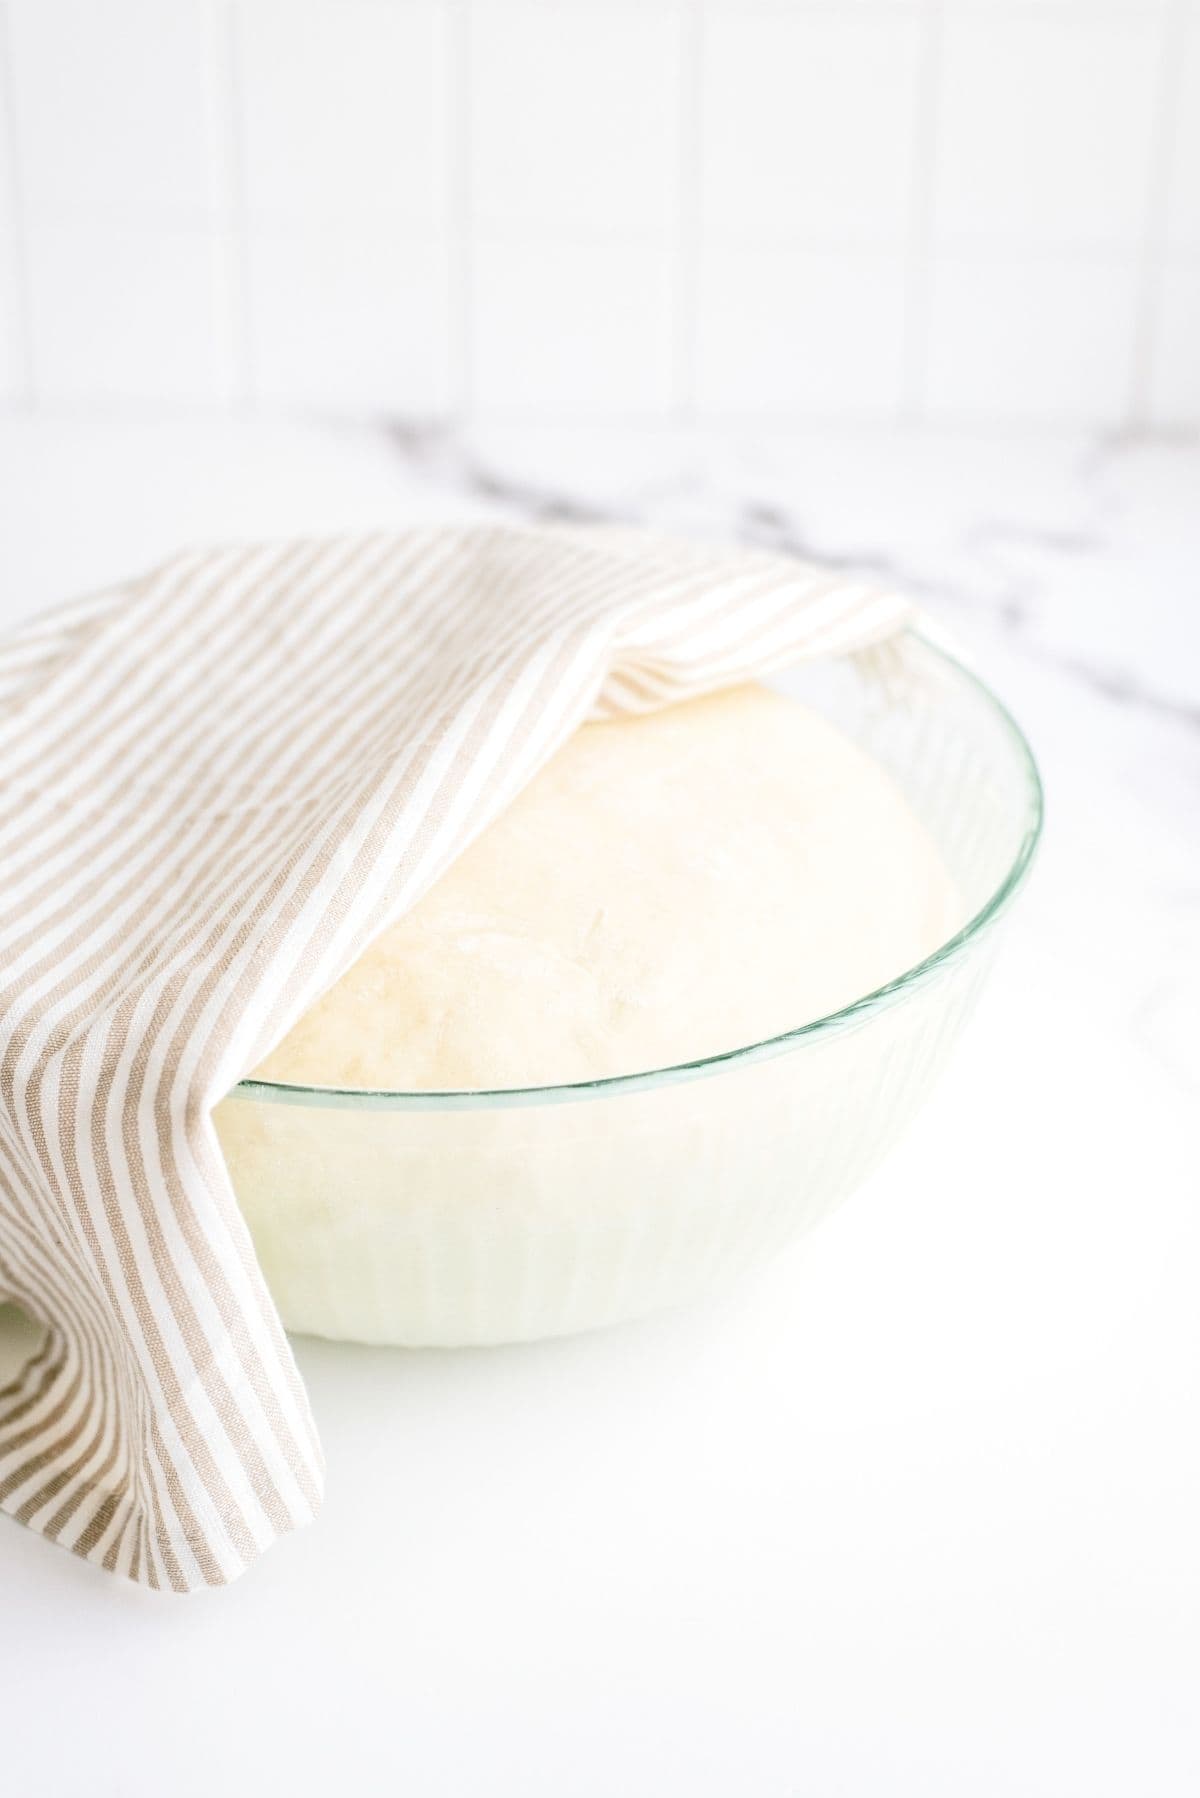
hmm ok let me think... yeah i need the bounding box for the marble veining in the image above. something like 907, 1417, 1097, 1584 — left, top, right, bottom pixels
385, 418, 1199, 729
0, 413, 1197, 1784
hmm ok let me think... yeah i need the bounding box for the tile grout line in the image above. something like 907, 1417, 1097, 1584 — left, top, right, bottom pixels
0, 0, 34, 406
900, 0, 944, 424
447, 0, 473, 423
213, 0, 253, 408
1124, 0, 1189, 433
671, 0, 702, 424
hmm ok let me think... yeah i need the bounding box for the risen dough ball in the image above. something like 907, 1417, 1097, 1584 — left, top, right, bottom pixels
253, 685, 961, 1091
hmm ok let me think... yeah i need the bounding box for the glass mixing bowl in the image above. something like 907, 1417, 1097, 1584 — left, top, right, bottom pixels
214, 630, 1042, 1347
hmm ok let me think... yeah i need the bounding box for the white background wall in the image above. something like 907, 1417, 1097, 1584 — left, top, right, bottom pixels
0, 0, 1197, 429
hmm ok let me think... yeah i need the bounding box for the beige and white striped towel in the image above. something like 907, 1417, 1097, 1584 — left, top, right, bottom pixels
0, 524, 912, 1589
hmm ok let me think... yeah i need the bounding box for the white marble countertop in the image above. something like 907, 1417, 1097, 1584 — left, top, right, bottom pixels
0, 411, 1197, 1797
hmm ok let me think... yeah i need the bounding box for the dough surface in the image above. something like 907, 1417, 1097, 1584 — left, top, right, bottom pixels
252, 684, 961, 1091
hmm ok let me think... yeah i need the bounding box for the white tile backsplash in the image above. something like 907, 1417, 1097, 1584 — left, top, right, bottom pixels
696, 248, 909, 418
1148, 265, 1200, 428
0, 236, 17, 404
1163, 6, 1200, 255
0, 17, 25, 401
0, 0, 1194, 429
248, 231, 452, 411
924, 253, 1140, 425
26, 225, 226, 401
700, 10, 925, 248
468, 3, 680, 239
237, 0, 448, 230
472, 241, 673, 417
7, 0, 219, 223
934, 13, 1161, 251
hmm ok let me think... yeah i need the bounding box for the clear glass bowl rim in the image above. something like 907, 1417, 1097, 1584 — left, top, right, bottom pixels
232, 631, 1043, 1113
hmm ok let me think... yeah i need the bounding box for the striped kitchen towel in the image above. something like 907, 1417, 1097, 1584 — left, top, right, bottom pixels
0, 524, 912, 1589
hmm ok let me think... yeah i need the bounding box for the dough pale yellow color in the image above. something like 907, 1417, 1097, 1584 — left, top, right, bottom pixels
252, 685, 961, 1092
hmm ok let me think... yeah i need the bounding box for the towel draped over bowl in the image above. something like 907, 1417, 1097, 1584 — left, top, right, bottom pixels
0, 523, 911, 1589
